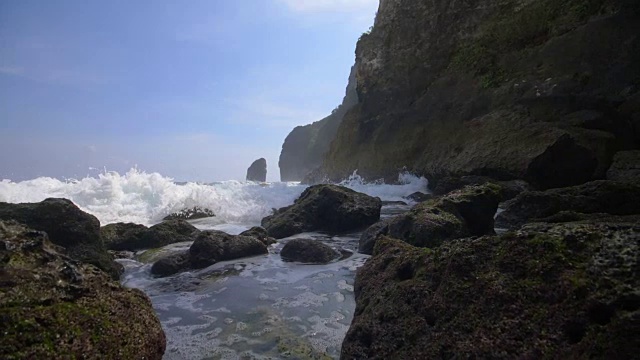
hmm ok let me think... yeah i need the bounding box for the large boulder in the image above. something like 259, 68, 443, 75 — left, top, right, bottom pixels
0, 198, 122, 279
607, 150, 640, 183
280, 239, 340, 264
496, 180, 640, 230
101, 220, 199, 251
0, 221, 166, 359
261, 184, 381, 239
342, 219, 640, 359
246, 158, 267, 182
239, 226, 276, 246
359, 184, 500, 254
150, 230, 268, 277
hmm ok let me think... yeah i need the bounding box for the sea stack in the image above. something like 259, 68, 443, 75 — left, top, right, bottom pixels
246, 158, 267, 182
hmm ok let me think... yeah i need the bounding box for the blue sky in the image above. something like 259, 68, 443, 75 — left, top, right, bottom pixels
0, 0, 377, 182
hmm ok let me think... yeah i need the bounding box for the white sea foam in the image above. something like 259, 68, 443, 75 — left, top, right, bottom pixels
0, 168, 428, 226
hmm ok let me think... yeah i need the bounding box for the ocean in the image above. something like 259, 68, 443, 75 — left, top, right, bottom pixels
0, 168, 429, 359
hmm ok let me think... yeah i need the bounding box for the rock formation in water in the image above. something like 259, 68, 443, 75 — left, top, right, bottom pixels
278, 64, 359, 182
315, 0, 640, 189
246, 158, 267, 182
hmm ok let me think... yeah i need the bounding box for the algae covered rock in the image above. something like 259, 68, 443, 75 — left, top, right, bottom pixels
240, 226, 276, 246
101, 219, 199, 251
280, 238, 340, 264
342, 220, 640, 359
162, 206, 215, 221
0, 221, 166, 359
261, 184, 381, 239
496, 180, 640, 230
359, 183, 500, 254
0, 198, 122, 279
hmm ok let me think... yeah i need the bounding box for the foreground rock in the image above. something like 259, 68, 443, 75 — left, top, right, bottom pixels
496, 180, 640, 230
151, 230, 268, 277
162, 207, 215, 221
262, 184, 381, 239
0, 221, 166, 359
359, 184, 500, 254
0, 198, 122, 279
343, 220, 640, 359
607, 150, 640, 183
101, 220, 199, 251
280, 239, 340, 264
246, 158, 267, 182
240, 226, 276, 246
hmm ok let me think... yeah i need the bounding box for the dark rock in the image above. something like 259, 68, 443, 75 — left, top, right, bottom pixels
496, 180, 640, 230
162, 207, 215, 221
381, 200, 408, 206
280, 239, 340, 264
279, 64, 358, 182
261, 184, 381, 239
431, 176, 531, 201
359, 184, 500, 254
109, 250, 135, 260
246, 158, 267, 182
150, 230, 268, 277
0, 198, 122, 279
343, 220, 640, 359
403, 192, 433, 203
101, 220, 198, 252
239, 226, 277, 246
607, 150, 640, 183
0, 221, 166, 359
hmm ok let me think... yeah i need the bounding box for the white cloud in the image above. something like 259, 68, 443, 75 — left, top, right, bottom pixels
278, 0, 378, 13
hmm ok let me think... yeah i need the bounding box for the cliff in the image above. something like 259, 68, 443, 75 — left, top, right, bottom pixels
319, 0, 640, 189
278, 64, 358, 182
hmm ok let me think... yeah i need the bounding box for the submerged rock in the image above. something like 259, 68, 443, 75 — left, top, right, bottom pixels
0, 198, 122, 279
343, 220, 640, 359
607, 150, 640, 183
0, 221, 166, 359
246, 158, 267, 182
261, 184, 381, 239
359, 184, 500, 254
162, 207, 215, 221
150, 230, 268, 277
101, 220, 199, 252
280, 239, 340, 264
496, 180, 640, 230
403, 192, 433, 203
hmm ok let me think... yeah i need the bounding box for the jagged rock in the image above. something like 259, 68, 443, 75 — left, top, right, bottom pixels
279, 64, 359, 182
431, 176, 532, 201
239, 226, 276, 246
403, 192, 433, 203
162, 207, 215, 221
261, 184, 381, 239
280, 239, 340, 264
150, 230, 268, 277
359, 184, 500, 254
0, 221, 166, 359
607, 150, 640, 183
496, 180, 640, 230
101, 220, 199, 252
0, 198, 122, 279
342, 220, 640, 359
246, 158, 267, 182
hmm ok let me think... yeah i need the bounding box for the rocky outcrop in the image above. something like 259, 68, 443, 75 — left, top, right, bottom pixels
150, 230, 268, 277
101, 220, 200, 251
359, 184, 500, 254
280, 239, 340, 264
495, 180, 640, 230
319, 0, 640, 187
261, 184, 381, 239
162, 207, 215, 220
607, 150, 640, 183
0, 221, 166, 359
0, 198, 122, 279
343, 220, 640, 359
279, 64, 359, 181
246, 158, 267, 182
431, 175, 532, 201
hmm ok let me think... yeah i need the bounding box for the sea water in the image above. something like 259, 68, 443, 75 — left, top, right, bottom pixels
0, 169, 429, 359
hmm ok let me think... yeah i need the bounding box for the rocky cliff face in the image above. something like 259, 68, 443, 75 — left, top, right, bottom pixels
278, 64, 358, 182
320, 0, 640, 188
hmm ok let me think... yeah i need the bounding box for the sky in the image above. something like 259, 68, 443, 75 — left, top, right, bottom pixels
0, 0, 378, 182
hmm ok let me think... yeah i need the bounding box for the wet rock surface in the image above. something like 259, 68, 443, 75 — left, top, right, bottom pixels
281, 239, 340, 264
240, 226, 277, 246
262, 184, 381, 239
101, 219, 199, 251
0, 221, 166, 359
0, 198, 122, 279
